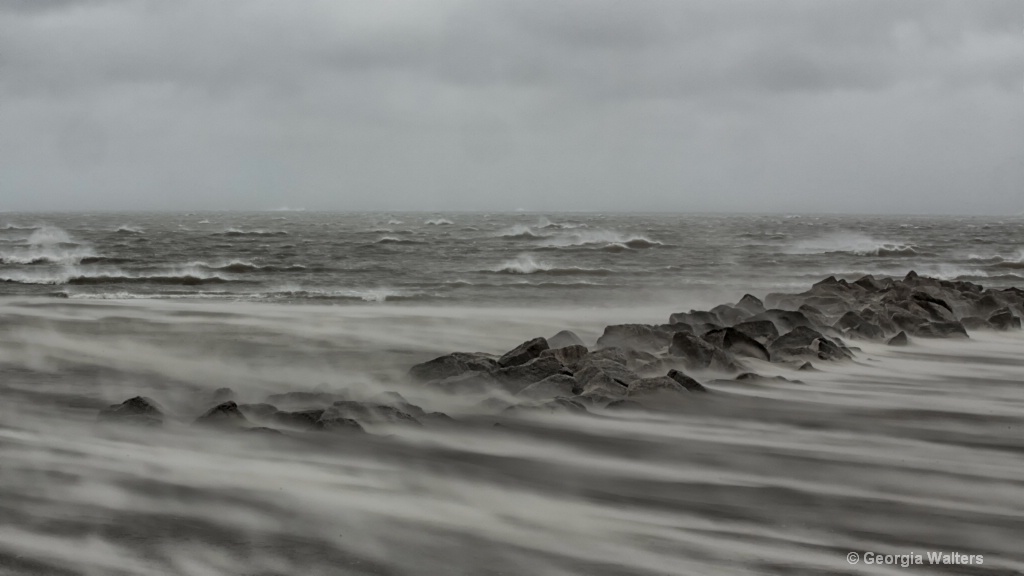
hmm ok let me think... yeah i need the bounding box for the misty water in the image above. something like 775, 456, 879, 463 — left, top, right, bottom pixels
1, 213, 1023, 575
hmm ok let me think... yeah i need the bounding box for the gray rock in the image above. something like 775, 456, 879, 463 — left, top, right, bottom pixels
320, 401, 420, 426
498, 337, 549, 368
668, 332, 737, 371
736, 294, 766, 315
914, 321, 969, 339
596, 324, 673, 352
495, 355, 569, 392
887, 331, 909, 346
409, 352, 498, 382
628, 376, 688, 396
732, 320, 779, 342
701, 327, 770, 361
517, 374, 580, 400
98, 396, 164, 427
988, 308, 1020, 331
548, 330, 585, 349
270, 409, 325, 430
667, 369, 708, 392
194, 401, 248, 428
539, 344, 589, 368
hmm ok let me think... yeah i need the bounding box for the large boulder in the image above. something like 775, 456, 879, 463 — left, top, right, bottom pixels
495, 355, 569, 392
666, 369, 708, 392
914, 321, 969, 339
833, 311, 885, 341
627, 376, 688, 396
498, 337, 549, 368
194, 401, 249, 428
516, 374, 580, 400
269, 409, 325, 430
731, 320, 779, 343
988, 308, 1021, 331
98, 396, 164, 426
409, 352, 498, 382
320, 401, 420, 426
573, 365, 632, 397
539, 344, 589, 369
735, 294, 766, 315
887, 331, 909, 346
701, 327, 770, 362
596, 324, 674, 352
769, 326, 850, 362
748, 309, 819, 333
668, 332, 737, 371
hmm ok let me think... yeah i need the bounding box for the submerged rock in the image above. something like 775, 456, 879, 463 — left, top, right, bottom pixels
666, 369, 708, 392
98, 396, 164, 427
516, 374, 580, 400
194, 401, 248, 428
887, 331, 909, 346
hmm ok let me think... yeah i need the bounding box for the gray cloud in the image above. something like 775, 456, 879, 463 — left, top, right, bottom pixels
0, 0, 1020, 213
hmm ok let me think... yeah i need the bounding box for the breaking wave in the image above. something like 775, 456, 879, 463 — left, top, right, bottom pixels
425, 218, 453, 226
212, 228, 289, 237
536, 230, 663, 251
187, 260, 308, 273
489, 254, 614, 276
114, 225, 144, 234
495, 224, 546, 239
789, 233, 918, 257
376, 236, 426, 245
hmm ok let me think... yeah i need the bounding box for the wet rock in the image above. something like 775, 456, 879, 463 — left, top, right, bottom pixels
517, 374, 580, 400
833, 311, 885, 340
668, 332, 738, 371
495, 356, 570, 392
194, 401, 248, 428
498, 337, 549, 368
798, 362, 816, 371
666, 369, 708, 392
988, 308, 1021, 331
312, 416, 364, 433
736, 294, 766, 315
548, 330, 585, 349
245, 427, 284, 436
668, 310, 720, 326
408, 352, 498, 382
914, 321, 969, 339
265, 391, 349, 409
321, 401, 420, 426
887, 331, 909, 346
596, 324, 674, 352
748, 309, 819, 333
430, 370, 501, 393
627, 376, 688, 396
709, 304, 749, 326
701, 327, 771, 361
270, 409, 325, 430
732, 320, 779, 343
769, 326, 850, 362
506, 398, 588, 415
97, 396, 164, 426
539, 344, 589, 369
238, 403, 279, 419
574, 365, 631, 397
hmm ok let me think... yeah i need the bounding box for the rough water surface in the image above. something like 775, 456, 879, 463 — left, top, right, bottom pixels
0, 212, 1022, 575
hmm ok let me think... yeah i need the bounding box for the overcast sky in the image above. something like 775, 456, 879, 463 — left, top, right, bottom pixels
0, 0, 1020, 213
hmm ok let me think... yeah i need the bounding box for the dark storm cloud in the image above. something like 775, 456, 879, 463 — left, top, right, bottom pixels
0, 0, 1020, 213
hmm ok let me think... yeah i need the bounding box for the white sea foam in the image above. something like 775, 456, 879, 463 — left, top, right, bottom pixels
789, 232, 918, 257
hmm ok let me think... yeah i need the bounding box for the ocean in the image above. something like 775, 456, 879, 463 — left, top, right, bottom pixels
0, 212, 1022, 575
